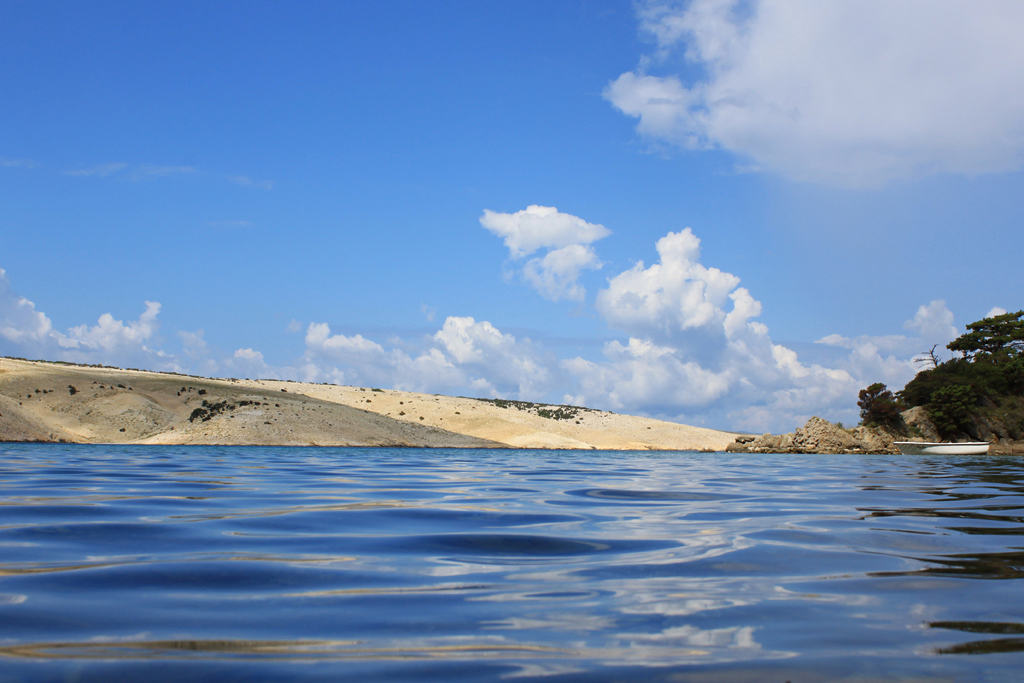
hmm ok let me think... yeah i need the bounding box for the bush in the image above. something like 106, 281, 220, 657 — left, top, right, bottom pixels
927, 385, 977, 438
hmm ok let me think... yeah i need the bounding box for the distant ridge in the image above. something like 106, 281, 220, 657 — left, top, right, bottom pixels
0, 357, 735, 450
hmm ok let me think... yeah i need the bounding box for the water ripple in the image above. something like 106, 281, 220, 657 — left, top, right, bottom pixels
0, 445, 1023, 681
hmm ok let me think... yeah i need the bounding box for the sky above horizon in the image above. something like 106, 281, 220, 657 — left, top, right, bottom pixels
2, 0, 1023, 433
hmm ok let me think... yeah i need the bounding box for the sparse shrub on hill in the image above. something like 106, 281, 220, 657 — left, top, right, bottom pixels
475, 397, 595, 420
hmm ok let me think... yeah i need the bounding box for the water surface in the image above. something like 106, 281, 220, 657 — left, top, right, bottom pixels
1, 444, 1022, 681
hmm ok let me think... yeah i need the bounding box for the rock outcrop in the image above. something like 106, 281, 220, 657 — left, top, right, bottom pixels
728, 415, 898, 454
902, 406, 940, 441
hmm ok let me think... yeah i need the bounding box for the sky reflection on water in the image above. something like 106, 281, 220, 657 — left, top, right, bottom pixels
0, 444, 1022, 681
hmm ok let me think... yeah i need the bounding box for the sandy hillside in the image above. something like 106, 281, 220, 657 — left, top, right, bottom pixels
0, 357, 736, 450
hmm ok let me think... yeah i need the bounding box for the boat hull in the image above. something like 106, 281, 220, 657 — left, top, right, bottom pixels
894, 441, 990, 455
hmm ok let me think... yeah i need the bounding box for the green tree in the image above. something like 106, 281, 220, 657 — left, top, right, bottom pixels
947, 310, 1024, 360
858, 383, 904, 430
927, 384, 977, 438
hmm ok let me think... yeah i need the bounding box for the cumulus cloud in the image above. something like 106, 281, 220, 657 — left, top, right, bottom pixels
0, 268, 54, 346
226, 347, 281, 379
987, 307, 1009, 319
480, 205, 610, 257
560, 225, 964, 431
302, 321, 461, 391
178, 329, 219, 375
433, 317, 555, 398
300, 317, 557, 400
814, 300, 961, 384
559, 226, 862, 429
0, 267, 180, 370
481, 205, 610, 301
64, 302, 162, 352
563, 338, 733, 413
607, 0, 1024, 187
522, 244, 602, 302
597, 228, 743, 343
904, 300, 959, 347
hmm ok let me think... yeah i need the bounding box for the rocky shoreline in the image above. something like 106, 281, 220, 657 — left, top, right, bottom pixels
727, 410, 1023, 456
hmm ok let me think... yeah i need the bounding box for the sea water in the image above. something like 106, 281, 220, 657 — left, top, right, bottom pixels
0, 444, 1022, 682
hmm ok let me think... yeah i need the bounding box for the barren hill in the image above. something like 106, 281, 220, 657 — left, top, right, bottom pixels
0, 357, 735, 450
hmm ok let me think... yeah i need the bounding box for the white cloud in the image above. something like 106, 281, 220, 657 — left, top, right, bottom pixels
298, 317, 557, 400
563, 331, 861, 433
0, 267, 179, 370
480, 205, 610, 258
178, 329, 219, 375
226, 347, 280, 379
607, 0, 1024, 187
563, 338, 733, 412
306, 324, 386, 360
64, 302, 162, 351
814, 300, 960, 394
522, 244, 602, 302
0, 268, 54, 346
234, 348, 262, 361
563, 225, 965, 431
302, 321, 461, 392
481, 205, 610, 302
562, 225, 864, 430
904, 300, 959, 347
433, 317, 555, 399
987, 306, 1009, 319
596, 228, 742, 343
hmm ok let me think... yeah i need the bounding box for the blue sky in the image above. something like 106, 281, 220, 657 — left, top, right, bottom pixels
2, 0, 1023, 432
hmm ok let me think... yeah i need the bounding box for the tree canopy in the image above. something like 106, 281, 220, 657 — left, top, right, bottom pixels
860, 309, 1024, 440
857, 383, 904, 430
947, 310, 1024, 360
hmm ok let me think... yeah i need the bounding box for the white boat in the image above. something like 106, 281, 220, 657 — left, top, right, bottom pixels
894, 441, 990, 455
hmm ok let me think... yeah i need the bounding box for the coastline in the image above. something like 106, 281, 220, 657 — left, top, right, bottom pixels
0, 357, 736, 451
